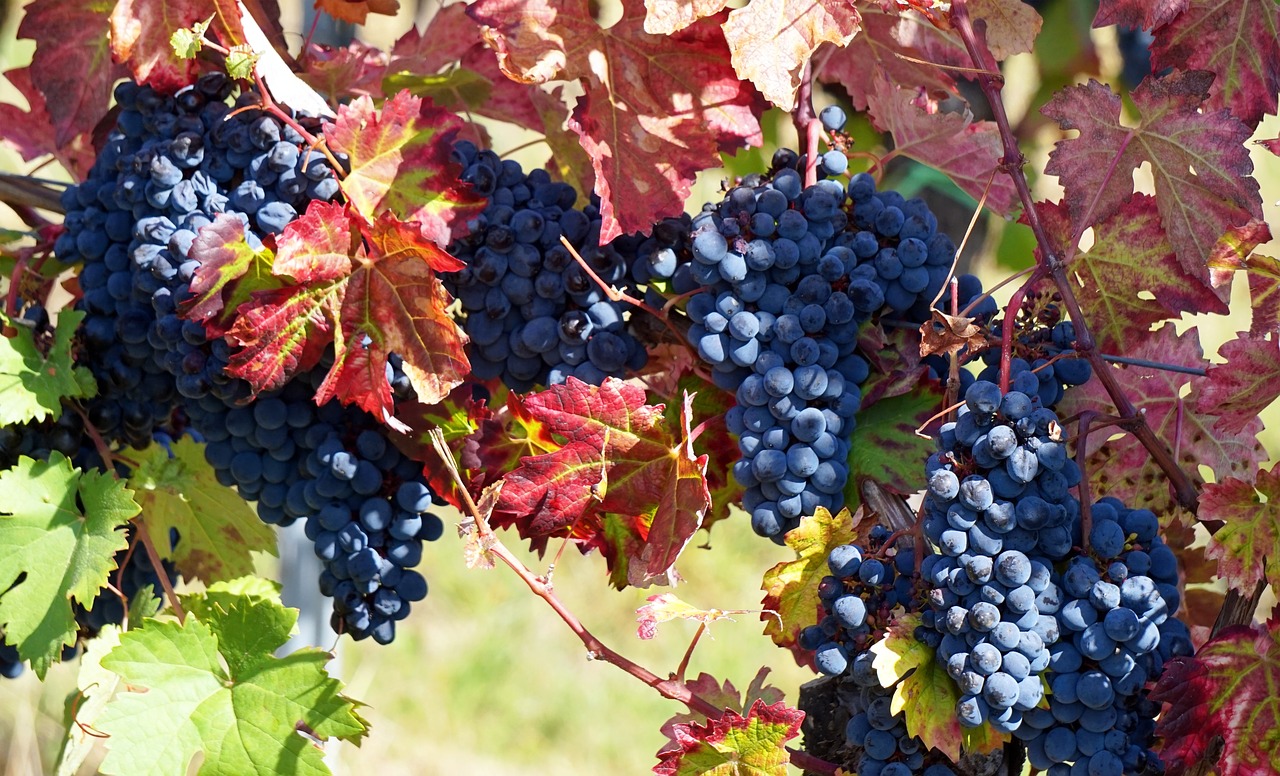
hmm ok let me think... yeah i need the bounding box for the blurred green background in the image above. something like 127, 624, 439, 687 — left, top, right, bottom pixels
1, 0, 1280, 774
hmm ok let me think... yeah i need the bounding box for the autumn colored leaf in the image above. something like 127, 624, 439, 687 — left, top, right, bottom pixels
299, 41, 389, 104
323, 91, 484, 245
225, 201, 470, 421
1041, 71, 1262, 284
1152, 619, 1280, 776
314, 0, 399, 25
643, 0, 729, 35
109, 0, 217, 93
652, 699, 804, 776
1093, 0, 1187, 29
1205, 219, 1273, 290
1036, 197, 1228, 352
967, 0, 1042, 60
16, 0, 122, 147
722, 0, 861, 109
494, 378, 711, 588
0, 69, 96, 179
182, 214, 285, 338
1151, 0, 1280, 128
1199, 464, 1280, 597
1195, 335, 1280, 436
469, 0, 765, 242
846, 383, 943, 500
1059, 323, 1266, 518
760, 506, 860, 666
818, 6, 963, 110
870, 613, 1003, 760
636, 593, 745, 640
865, 78, 1019, 215
652, 370, 740, 532
532, 86, 597, 204
658, 669, 785, 748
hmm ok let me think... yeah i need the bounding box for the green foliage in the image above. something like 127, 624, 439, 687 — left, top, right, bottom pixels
0, 309, 96, 426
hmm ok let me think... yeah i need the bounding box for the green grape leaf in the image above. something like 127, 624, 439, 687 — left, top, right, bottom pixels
1200, 462, 1280, 597
1152, 619, 1280, 776
0, 452, 137, 677
128, 436, 276, 584
169, 16, 210, 59
57, 625, 123, 776
846, 383, 943, 499
653, 699, 804, 776
870, 612, 1004, 760
224, 46, 261, 81
97, 584, 367, 776
759, 506, 860, 667
0, 309, 97, 426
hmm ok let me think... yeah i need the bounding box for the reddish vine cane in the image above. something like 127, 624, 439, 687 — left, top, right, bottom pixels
947, 0, 1262, 631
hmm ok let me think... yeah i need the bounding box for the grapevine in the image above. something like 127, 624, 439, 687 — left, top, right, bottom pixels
0, 0, 1278, 774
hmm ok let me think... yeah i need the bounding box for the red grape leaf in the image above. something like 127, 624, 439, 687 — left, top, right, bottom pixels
1205, 218, 1273, 289
818, 6, 963, 111
323, 91, 484, 245
1200, 464, 1280, 597
966, 0, 1042, 60
1037, 196, 1228, 352
1093, 0, 1188, 29
16, 0, 123, 147
0, 69, 96, 180
659, 669, 785, 748
1151, 0, 1280, 128
109, 0, 220, 93
1041, 71, 1263, 285
652, 699, 804, 776
314, 0, 399, 25
533, 86, 597, 203
865, 78, 1019, 215
643, 0, 730, 35
721, 0, 861, 108
182, 214, 284, 338
226, 202, 469, 421
384, 383, 490, 506
1195, 334, 1280, 436
299, 42, 389, 104
846, 383, 943, 499
468, 0, 765, 242
1058, 323, 1266, 518
494, 378, 711, 588
1152, 619, 1280, 776
760, 506, 861, 667
650, 370, 741, 532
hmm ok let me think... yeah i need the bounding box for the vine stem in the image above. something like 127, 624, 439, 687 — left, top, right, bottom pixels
251, 72, 346, 177
949, 0, 1199, 514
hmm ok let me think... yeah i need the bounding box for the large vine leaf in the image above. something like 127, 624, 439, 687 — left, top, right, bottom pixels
223, 201, 470, 423
97, 584, 367, 776
643, 0, 730, 35
1199, 464, 1280, 597
759, 506, 859, 666
468, 0, 765, 243
0, 453, 137, 677
0, 309, 97, 426
1195, 334, 1280, 436
721, 0, 861, 109
865, 78, 1019, 215
1058, 323, 1266, 518
1093, 0, 1188, 29
0, 69, 96, 179
870, 613, 1004, 760
128, 437, 276, 584
1150, 0, 1280, 128
652, 699, 804, 776
323, 91, 484, 245
1038, 196, 1228, 352
16, 0, 122, 148
1041, 71, 1263, 285
817, 5, 963, 110
109, 0, 214, 93
494, 378, 711, 588
1152, 619, 1280, 776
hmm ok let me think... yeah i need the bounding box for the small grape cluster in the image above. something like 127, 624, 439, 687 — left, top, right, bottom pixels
443, 141, 649, 391
840, 650, 958, 776
978, 291, 1093, 409
1016, 498, 1191, 774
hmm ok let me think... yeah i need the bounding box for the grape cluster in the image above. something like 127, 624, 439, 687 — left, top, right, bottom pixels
443, 141, 648, 391
978, 291, 1093, 409
919, 380, 1088, 733
0, 638, 20, 679
1016, 498, 1190, 774
840, 653, 958, 776
52, 77, 440, 645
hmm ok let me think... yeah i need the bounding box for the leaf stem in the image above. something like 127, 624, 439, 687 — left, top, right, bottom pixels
949, 0, 1199, 513
135, 520, 186, 623
674, 622, 706, 684
251, 72, 346, 177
